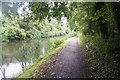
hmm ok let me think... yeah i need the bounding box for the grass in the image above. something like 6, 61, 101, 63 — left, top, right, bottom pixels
78, 33, 120, 78
18, 37, 73, 78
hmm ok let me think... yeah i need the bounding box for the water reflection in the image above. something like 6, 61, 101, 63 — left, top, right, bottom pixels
0, 61, 33, 79
0, 37, 64, 79
42, 47, 45, 55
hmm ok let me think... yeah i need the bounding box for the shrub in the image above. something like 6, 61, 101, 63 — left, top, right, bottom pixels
2, 27, 26, 41
26, 31, 33, 38
79, 34, 120, 78
60, 31, 66, 36
32, 31, 41, 39
50, 39, 64, 50
48, 31, 54, 37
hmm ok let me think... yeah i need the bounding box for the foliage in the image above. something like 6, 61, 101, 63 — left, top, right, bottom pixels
79, 34, 120, 78
1, 12, 72, 42
29, 2, 70, 21
70, 2, 120, 78
50, 39, 64, 50
2, 27, 26, 41
1, 2, 120, 78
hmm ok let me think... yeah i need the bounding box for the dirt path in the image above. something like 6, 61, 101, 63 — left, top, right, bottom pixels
47, 37, 92, 78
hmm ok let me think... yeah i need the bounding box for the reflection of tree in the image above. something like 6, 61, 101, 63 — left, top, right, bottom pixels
0, 67, 5, 79
15, 45, 29, 72
0, 54, 6, 79
15, 40, 41, 72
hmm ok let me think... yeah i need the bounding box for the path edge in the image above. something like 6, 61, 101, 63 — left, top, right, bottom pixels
18, 37, 75, 78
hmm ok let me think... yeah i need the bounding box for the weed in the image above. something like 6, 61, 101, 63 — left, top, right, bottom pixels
78, 33, 120, 78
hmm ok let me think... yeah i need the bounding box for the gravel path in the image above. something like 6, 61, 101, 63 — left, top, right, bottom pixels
47, 37, 92, 78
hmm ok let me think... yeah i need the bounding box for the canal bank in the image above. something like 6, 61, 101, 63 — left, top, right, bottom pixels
18, 37, 73, 78
0, 36, 73, 79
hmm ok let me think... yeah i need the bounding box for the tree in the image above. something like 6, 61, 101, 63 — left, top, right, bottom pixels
29, 2, 70, 21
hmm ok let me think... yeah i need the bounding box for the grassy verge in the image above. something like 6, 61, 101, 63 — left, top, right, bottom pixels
18, 37, 73, 78
78, 33, 120, 78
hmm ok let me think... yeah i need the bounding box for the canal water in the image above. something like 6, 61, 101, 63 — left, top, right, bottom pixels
0, 36, 67, 79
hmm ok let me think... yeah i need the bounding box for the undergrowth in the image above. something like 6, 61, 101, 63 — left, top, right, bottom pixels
78, 33, 120, 78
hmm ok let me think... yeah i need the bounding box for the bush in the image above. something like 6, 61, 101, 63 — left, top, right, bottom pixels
54, 39, 64, 47
2, 27, 26, 41
1, 35, 9, 42
26, 31, 33, 38
79, 34, 120, 78
48, 31, 54, 37
41, 31, 48, 38
60, 31, 66, 36
50, 39, 64, 50
32, 31, 41, 39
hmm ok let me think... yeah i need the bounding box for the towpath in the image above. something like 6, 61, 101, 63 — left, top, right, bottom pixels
47, 37, 92, 78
